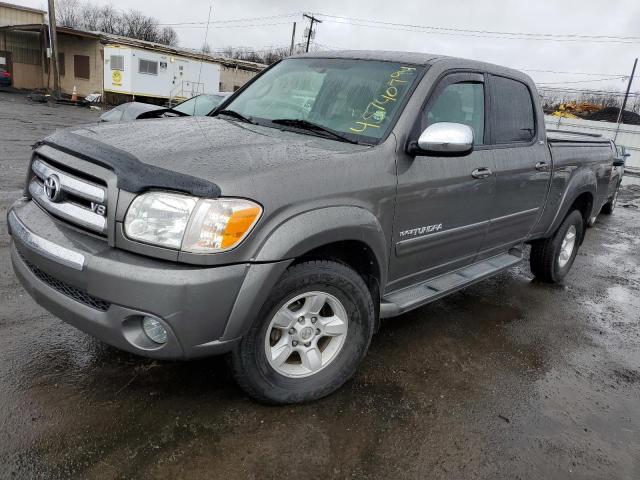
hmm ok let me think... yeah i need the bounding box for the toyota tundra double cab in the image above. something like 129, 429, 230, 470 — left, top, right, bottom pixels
8, 51, 622, 404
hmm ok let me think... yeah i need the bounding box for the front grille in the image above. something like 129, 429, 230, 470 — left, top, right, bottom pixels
29, 146, 109, 236
17, 249, 111, 312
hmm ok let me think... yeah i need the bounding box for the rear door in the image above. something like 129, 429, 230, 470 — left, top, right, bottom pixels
479, 75, 551, 256
389, 72, 496, 290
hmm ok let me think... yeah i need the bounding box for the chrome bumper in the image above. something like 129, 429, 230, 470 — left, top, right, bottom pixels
8, 210, 85, 271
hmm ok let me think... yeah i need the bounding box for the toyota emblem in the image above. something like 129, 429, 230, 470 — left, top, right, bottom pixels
44, 175, 62, 202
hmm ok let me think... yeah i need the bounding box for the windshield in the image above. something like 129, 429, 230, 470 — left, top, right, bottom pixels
174, 94, 226, 116
222, 58, 423, 143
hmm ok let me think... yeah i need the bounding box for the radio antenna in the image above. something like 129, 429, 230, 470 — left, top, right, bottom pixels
196, 3, 214, 97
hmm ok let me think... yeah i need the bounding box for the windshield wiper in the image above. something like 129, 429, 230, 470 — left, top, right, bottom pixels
216, 109, 255, 124
271, 118, 358, 144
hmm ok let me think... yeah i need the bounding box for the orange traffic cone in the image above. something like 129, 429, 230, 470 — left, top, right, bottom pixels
71, 85, 78, 102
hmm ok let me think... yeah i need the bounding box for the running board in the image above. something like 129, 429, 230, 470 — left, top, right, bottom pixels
380, 251, 523, 318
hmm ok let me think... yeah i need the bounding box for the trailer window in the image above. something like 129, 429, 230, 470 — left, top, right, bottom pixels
110, 55, 124, 71
74, 55, 90, 79
139, 59, 158, 75
490, 76, 535, 144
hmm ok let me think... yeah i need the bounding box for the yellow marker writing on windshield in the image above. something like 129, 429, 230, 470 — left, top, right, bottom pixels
350, 121, 381, 133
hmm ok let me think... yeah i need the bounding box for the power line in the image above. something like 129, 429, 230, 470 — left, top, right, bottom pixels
312, 12, 640, 44
320, 18, 640, 44
159, 13, 299, 26
309, 43, 629, 80
521, 68, 628, 77
167, 22, 293, 30
537, 76, 628, 85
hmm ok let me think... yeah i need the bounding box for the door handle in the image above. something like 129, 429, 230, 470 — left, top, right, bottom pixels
471, 167, 493, 179
535, 161, 550, 171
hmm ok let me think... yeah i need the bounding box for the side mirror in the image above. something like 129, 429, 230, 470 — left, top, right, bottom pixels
408, 122, 474, 156
613, 158, 625, 167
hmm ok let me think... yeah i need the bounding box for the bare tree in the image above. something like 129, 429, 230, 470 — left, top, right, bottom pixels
157, 26, 178, 47
97, 4, 120, 34
220, 46, 290, 65
55, 0, 81, 29
55, 0, 179, 46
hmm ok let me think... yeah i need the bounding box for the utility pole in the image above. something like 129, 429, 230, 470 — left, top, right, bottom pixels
303, 13, 322, 53
615, 58, 637, 127
47, 0, 60, 96
289, 22, 296, 56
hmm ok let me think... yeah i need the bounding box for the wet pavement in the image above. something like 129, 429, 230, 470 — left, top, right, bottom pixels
1, 91, 639, 479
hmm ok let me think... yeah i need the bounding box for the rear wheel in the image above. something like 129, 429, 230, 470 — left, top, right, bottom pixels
230, 260, 375, 404
601, 186, 619, 215
530, 209, 584, 283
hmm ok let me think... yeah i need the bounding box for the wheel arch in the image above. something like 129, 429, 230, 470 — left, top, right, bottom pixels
254, 206, 388, 287
543, 171, 597, 239
222, 206, 388, 340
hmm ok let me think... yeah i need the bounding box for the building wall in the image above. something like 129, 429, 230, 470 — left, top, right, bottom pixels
13, 62, 40, 88
56, 34, 103, 96
219, 65, 259, 92
0, 4, 44, 26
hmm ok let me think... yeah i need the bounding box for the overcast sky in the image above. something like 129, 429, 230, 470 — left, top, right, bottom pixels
20, 0, 640, 91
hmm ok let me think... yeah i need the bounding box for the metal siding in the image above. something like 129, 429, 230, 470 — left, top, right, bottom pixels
0, 30, 40, 64
0, 5, 44, 26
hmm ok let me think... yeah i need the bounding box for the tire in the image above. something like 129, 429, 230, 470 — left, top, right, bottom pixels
601, 186, 619, 215
230, 260, 375, 404
530, 209, 584, 284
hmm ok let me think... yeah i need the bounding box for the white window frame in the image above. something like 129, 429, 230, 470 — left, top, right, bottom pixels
138, 59, 158, 76
110, 55, 124, 71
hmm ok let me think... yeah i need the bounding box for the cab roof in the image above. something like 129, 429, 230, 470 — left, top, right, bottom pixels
293, 50, 534, 86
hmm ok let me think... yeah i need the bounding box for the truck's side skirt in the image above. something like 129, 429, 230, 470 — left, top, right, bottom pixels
380, 249, 523, 318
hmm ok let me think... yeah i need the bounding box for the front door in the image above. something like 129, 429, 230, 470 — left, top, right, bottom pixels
172, 59, 190, 97
389, 72, 496, 290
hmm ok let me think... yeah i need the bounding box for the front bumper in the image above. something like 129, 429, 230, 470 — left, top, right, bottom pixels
8, 199, 290, 360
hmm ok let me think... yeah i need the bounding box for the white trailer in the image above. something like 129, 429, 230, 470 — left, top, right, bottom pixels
103, 44, 221, 102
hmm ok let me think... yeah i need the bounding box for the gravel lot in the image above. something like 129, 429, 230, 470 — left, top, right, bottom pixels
1, 91, 639, 479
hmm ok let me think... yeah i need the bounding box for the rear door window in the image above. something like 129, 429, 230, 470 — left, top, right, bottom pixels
490, 76, 536, 144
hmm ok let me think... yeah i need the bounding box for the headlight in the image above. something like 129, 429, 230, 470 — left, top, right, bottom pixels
124, 192, 262, 253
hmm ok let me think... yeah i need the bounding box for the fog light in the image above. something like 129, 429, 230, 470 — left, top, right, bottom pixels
142, 316, 167, 344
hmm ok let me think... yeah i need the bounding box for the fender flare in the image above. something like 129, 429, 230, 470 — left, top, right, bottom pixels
221, 206, 389, 341
254, 205, 388, 283
544, 169, 597, 237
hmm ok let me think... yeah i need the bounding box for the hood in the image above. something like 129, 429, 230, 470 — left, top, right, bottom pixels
57, 116, 365, 191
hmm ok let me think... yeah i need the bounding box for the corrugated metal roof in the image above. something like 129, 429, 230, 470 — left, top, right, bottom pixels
96, 31, 267, 71
0, 2, 45, 15
0, 23, 266, 72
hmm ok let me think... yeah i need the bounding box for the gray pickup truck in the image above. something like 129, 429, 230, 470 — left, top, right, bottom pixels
8, 51, 623, 404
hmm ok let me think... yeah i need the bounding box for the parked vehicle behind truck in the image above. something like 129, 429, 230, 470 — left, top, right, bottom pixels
8, 51, 622, 404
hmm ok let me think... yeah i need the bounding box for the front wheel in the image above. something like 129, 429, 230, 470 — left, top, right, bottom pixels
530, 209, 584, 283
230, 260, 375, 404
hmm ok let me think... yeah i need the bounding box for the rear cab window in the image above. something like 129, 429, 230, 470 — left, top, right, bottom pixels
489, 75, 536, 144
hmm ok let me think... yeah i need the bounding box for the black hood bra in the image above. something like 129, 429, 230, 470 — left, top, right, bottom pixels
37, 130, 222, 199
